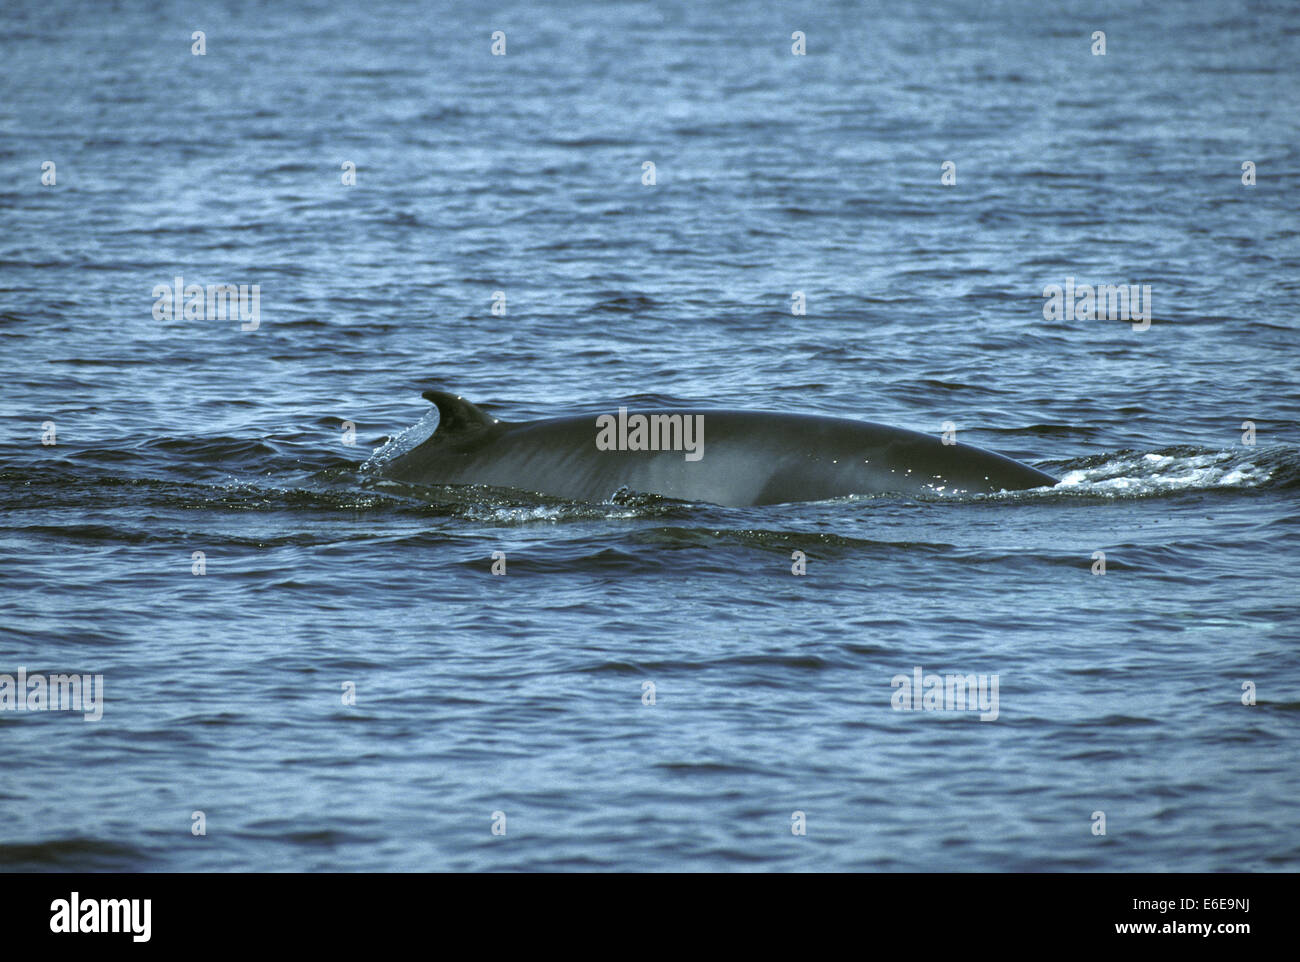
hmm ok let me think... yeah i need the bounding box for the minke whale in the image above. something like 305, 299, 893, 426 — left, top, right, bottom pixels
383, 390, 1058, 507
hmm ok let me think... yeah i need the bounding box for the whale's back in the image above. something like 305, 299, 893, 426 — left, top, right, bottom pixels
384, 392, 1057, 506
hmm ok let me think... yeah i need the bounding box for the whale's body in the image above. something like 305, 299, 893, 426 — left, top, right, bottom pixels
383, 390, 1058, 506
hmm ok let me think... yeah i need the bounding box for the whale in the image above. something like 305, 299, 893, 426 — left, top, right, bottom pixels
382, 390, 1058, 506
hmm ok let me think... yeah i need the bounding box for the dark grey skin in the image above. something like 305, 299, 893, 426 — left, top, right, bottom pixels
383, 390, 1058, 506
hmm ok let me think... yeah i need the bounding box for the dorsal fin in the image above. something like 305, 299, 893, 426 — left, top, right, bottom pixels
422, 389, 502, 437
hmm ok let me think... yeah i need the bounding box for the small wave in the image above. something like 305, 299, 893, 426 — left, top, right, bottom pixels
543, 136, 628, 149
0, 837, 149, 870
367, 478, 690, 523
590, 292, 660, 313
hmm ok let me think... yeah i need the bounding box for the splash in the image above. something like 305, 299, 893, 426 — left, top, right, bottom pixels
362, 409, 439, 470
1053, 447, 1273, 496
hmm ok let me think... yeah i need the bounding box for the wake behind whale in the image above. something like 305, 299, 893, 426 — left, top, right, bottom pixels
381, 390, 1058, 507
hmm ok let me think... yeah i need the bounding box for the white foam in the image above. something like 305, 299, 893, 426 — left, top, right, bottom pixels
1055, 449, 1268, 496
